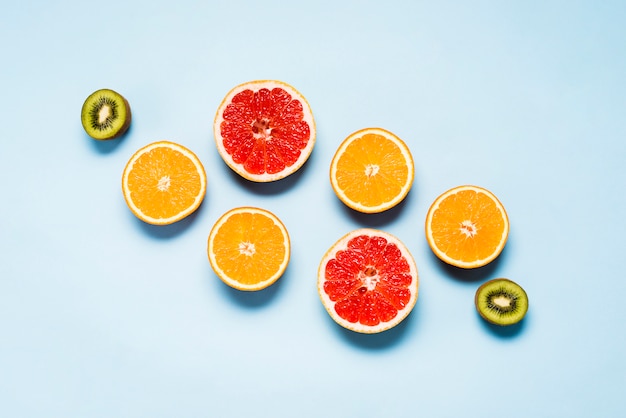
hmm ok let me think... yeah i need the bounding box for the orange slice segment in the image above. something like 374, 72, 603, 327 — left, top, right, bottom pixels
121, 141, 207, 225
214, 80, 316, 182
207, 207, 290, 291
318, 229, 419, 334
425, 185, 509, 269
330, 127, 414, 213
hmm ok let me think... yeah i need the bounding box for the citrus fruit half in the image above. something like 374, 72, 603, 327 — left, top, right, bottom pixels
425, 185, 509, 269
121, 141, 207, 225
330, 127, 414, 213
318, 229, 419, 334
214, 80, 316, 182
208, 207, 290, 291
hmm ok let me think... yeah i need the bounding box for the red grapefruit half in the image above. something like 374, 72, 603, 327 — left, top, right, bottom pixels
318, 229, 419, 334
214, 80, 316, 182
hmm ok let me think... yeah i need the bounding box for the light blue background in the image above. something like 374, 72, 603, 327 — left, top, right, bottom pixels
1, 1, 625, 417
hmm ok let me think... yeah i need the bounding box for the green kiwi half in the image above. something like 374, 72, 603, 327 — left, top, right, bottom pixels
81, 88, 131, 140
475, 278, 528, 326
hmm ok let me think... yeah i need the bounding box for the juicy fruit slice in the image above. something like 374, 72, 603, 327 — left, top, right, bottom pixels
318, 229, 418, 334
330, 127, 414, 213
122, 141, 207, 225
81, 88, 131, 140
208, 207, 290, 291
425, 185, 509, 269
214, 80, 316, 182
475, 278, 528, 326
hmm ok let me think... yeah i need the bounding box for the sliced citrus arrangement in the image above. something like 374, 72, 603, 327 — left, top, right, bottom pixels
425, 185, 509, 269
208, 207, 290, 291
121, 141, 207, 225
318, 229, 418, 334
213, 80, 316, 182
330, 127, 414, 213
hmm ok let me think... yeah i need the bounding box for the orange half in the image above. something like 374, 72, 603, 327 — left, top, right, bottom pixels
207, 207, 290, 291
330, 127, 414, 213
425, 185, 509, 268
122, 141, 207, 225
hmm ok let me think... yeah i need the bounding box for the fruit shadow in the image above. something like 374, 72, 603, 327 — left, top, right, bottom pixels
87, 125, 131, 154
336, 193, 411, 228
216, 268, 285, 308
430, 245, 509, 284
226, 152, 314, 195
478, 310, 528, 339
133, 202, 205, 239
324, 304, 417, 351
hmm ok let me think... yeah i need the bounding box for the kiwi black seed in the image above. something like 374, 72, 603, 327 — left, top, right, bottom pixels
81, 88, 131, 140
475, 278, 528, 326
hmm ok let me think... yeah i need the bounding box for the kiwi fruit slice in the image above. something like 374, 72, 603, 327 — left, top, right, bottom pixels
475, 278, 528, 326
81, 88, 131, 140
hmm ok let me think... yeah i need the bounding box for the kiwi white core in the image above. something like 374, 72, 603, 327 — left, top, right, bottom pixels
98, 105, 112, 124
493, 295, 512, 309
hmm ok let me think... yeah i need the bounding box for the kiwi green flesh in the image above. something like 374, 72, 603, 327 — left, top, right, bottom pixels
475, 278, 528, 326
81, 89, 131, 140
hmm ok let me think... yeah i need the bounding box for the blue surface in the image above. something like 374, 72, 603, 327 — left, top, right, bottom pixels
1, 1, 625, 417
